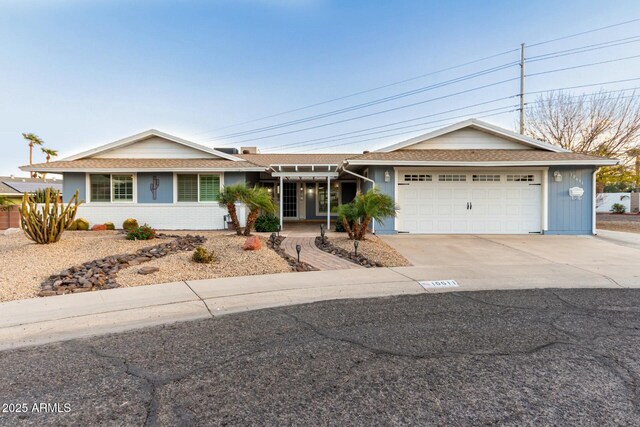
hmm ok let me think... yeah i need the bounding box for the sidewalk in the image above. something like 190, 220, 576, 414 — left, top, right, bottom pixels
0, 268, 424, 351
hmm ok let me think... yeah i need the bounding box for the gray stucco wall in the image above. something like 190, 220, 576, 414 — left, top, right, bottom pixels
137, 173, 173, 203
547, 167, 595, 235
63, 173, 86, 203
366, 166, 396, 234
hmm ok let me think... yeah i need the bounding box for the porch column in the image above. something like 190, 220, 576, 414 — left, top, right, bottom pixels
327, 176, 331, 230
279, 176, 284, 230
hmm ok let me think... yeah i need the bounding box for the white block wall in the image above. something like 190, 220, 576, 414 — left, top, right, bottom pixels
67, 203, 247, 230
596, 193, 631, 213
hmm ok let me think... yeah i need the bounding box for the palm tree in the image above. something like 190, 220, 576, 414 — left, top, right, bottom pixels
340, 188, 397, 241
218, 184, 249, 235
242, 186, 277, 236
41, 147, 58, 162
22, 133, 44, 177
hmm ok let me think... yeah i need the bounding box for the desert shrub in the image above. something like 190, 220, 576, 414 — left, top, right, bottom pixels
69, 218, 90, 231
104, 222, 115, 230
126, 224, 156, 240
192, 246, 214, 263
254, 213, 280, 232
611, 203, 627, 214
122, 218, 139, 231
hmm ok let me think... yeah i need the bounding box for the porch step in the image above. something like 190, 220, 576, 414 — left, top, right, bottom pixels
281, 237, 364, 271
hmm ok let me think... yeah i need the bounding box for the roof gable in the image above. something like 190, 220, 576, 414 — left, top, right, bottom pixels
376, 119, 569, 153
63, 129, 243, 161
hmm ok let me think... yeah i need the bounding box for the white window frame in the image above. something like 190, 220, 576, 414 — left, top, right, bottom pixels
86, 173, 137, 203
315, 181, 355, 217
173, 173, 224, 203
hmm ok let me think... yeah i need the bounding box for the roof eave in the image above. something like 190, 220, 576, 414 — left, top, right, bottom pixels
19, 166, 266, 173
345, 159, 619, 167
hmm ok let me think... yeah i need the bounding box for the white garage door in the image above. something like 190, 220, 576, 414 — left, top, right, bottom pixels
397, 170, 542, 234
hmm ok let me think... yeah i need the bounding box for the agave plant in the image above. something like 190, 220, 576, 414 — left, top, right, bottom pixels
218, 184, 249, 235
242, 186, 277, 236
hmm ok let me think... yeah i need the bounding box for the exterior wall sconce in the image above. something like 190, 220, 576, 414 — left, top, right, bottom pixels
384, 170, 391, 182
569, 187, 584, 200
553, 171, 563, 182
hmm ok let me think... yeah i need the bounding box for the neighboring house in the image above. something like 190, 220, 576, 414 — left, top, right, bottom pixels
20, 119, 617, 235
0, 176, 63, 230
0, 176, 63, 203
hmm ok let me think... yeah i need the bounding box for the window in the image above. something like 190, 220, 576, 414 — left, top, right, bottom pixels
473, 174, 501, 182
404, 174, 432, 182
177, 174, 221, 202
439, 174, 466, 182
506, 174, 535, 182
112, 175, 133, 201
317, 182, 340, 214
90, 174, 134, 202
90, 174, 111, 202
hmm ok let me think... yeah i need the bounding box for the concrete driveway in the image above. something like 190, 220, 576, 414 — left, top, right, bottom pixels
382, 231, 640, 289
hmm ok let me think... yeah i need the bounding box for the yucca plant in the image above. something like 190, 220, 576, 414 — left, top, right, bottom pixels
242, 186, 277, 236
218, 184, 249, 235
19, 189, 82, 244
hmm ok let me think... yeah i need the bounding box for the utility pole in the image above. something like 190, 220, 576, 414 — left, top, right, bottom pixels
519, 42, 525, 134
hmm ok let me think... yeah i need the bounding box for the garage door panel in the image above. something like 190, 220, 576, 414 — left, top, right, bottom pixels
397, 170, 542, 234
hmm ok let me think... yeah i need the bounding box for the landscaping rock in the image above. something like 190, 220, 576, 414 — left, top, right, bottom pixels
38, 234, 206, 297
315, 236, 378, 268
266, 236, 317, 272
138, 266, 160, 275
243, 236, 262, 251
91, 224, 108, 231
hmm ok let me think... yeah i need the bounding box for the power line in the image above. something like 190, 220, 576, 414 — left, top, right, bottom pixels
262, 96, 518, 151
304, 109, 520, 152
193, 47, 520, 135
193, 17, 640, 138
523, 77, 640, 96
527, 17, 640, 48
211, 61, 518, 140
527, 54, 640, 78
227, 77, 520, 144
266, 87, 640, 152
527, 36, 640, 63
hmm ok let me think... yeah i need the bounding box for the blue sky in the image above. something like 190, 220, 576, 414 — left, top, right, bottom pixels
2, 0, 640, 175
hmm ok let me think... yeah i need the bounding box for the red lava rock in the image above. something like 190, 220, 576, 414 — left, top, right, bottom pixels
91, 224, 108, 231
243, 236, 262, 251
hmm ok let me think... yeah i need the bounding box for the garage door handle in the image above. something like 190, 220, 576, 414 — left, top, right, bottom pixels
470, 202, 472, 210
466, 202, 470, 210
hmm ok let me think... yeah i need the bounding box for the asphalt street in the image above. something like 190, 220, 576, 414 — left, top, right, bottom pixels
1, 288, 639, 426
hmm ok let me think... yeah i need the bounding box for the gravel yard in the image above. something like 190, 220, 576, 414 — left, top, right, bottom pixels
329, 235, 411, 267
597, 213, 640, 234
0, 230, 291, 302
0, 231, 156, 302
117, 234, 290, 287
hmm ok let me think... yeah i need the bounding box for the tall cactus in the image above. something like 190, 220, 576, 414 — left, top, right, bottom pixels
19, 189, 82, 244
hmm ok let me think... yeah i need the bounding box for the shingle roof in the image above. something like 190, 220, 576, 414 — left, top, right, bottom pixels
0, 176, 63, 195
22, 158, 264, 171
237, 153, 355, 166
347, 149, 616, 164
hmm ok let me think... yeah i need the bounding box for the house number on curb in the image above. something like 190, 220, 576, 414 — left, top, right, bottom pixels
419, 280, 459, 289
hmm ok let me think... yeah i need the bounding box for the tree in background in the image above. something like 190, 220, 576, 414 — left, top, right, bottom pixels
525, 90, 640, 189
41, 147, 58, 162
22, 133, 44, 178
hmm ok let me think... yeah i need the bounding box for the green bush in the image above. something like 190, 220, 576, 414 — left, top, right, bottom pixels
69, 218, 89, 231
122, 218, 139, 231
254, 213, 280, 232
104, 222, 115, 230
611, 203, 627, 214
126, 224, 156, 240
192, 246, 214, 263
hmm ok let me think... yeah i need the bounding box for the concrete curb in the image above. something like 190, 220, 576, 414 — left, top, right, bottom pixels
0, 269, 426, 351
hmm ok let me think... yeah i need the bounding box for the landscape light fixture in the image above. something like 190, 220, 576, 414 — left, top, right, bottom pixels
277, 224, 281, 237
354, 239, 360, 256
270, 232, 276, 243
320, 224, 326, 243
296, 244, 302, 263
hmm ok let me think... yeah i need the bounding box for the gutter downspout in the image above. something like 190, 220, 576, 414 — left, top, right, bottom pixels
340, 165, 377, 234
